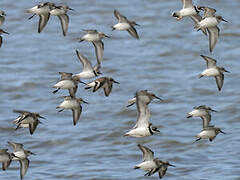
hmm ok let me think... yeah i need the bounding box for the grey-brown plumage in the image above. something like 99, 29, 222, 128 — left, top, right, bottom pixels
13, 110, 45, 135
8, 142, 35, 180
135, 144, 175, 179
199, 55, 230, 91
56, 96, 88, 125
85, 77, 119, 96
112, 9, 140, 39
0, 11, 6, 27
0, 149, 13, 171
79, 29, 110, 64
0, 29, 8, 48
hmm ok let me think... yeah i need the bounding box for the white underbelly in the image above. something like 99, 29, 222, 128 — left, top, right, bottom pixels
114, 23, 131, 30
53, 80, 75, 89
180, 7, 196, 17
199, 17, 218, 28
202, 68, 219, 76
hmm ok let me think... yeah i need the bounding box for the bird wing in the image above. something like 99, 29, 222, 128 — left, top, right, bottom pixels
201, 113, 211, 128
190, 14, 207, 36
29, 120, 39, 135
20, 159, 29, 180
2, 160, 11, 171
69, 86, 78, 98
207, 26, 219, 52
58, 14, 69, 36
82, 29, 97, 34
200, 55, 217, 68
0, 35, 2, 48
75, 50, 93, 72
93, 78, 106, 92
92, 41, 104, 64
202, 7, 216, 18
114, 9, 128, 22
215, 74, 224, 91
127, 25, 139, 39
72, 106, 82, 126
59, 72, 73, 80
103, 83, 112, 97
137, 144, 154, 162
182, 0, 193, 8
8, 141, 23, 151
38, 13, 50, 33
158, 166, 168, 179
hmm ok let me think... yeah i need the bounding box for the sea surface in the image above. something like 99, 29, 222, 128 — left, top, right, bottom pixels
0, 0, 240, 179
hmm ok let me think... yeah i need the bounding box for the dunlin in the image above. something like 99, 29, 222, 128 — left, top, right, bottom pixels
195, 6, 228, 52
199, 55, 230, 91
172, 0, 207, 35
8, 142, 35, 180
50, 5, 74, 36
56, 96, 88, 125
13, 110, 45, 135
79, 29, 110, 64
124, 90, 161, 137
195, 126, 226, 142
25, 2, 55, 33
53, 72, 84, 97
74, 50, 101, 79
135, 144, 175, 179
85, 77, 119, 96
112, 9, 140, 39
187, 105, 217, 128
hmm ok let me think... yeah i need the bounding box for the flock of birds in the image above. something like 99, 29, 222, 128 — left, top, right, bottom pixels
0, 0, 230, 179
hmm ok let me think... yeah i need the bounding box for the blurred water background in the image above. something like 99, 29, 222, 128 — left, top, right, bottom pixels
0, 0, 240, 179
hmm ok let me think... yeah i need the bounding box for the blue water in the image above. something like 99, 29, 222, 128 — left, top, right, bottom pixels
0, 0, 240, 179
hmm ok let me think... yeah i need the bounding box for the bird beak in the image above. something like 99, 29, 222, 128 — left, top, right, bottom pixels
69, 8, 74, 11
39, 115, 46, 119
211, 109, 218, 112
169, 163, 176, 167
2, 30, 9, 35
113, 80, 120, 84
30, 151, 36, 155
222, 18, 228, 23
186, 114, 192, 118
82, 100, 88, 104
104, 34, 110, 38
155, 129, 160, 132
225, 69, 230, 73
220, 130, 226, 134
79, 80, 87, 85
135, 23, 140, 26
198, 74, 203, 78
153, 95, 163, 101
126, 103, 134, 108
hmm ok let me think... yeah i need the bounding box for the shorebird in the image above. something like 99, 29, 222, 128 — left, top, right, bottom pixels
53, 72, 85, 97
172, 0, 207, 35
25, 2, 55, 33
56, 96, 88, 125
134, 144, 175, 179
0, 29, 8, 48
112, 9, 140, 39
195, 6, 228, 52
13, 110, 45, 135
79, 29, 110, 64
126, 90, 162, 107
199, 55, 230, 91
0, 149, 13, 171
8, 142, 35, 180
124, 90, 161, 137
0, 11, 6, 27
85, 77, 119, 97
187, 105, 217, 128
74, 50, 101, 79
195, 126, 226, 142
50, 5, 74, 36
